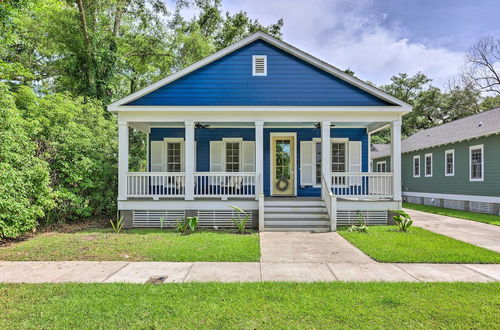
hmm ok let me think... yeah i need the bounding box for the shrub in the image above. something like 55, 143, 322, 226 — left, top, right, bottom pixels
391, 210, 413, 232
176, 216, 199, 234
347, 211, 368, 233
230, 205, 250, 234
110, 215, 124, 233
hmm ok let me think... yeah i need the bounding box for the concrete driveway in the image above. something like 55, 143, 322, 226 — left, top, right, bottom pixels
405, 209, 500, 253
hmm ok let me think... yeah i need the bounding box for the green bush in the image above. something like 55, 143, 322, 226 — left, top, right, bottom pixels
0, 83, 122, 239
0, 85, 53, 239
391, 210, 413, 232
176, 217, 199, 234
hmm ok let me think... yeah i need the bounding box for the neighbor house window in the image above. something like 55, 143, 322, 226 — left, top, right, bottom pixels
445, 149, 454, 176
314, 141, 321, 185
425, 153, 432, 177
376, 161, 387, 172
413, 155, 420, 177
166, 142, 182, 172
225, 142, 240, 172
469, 145, 484, 181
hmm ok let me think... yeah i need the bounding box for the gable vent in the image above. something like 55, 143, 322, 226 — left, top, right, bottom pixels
252, 55, 267, 76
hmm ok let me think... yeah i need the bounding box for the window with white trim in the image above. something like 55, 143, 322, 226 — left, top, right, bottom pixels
331, 142, 347, 172
252, 55, 267, 76
425, 153, 432, 177
166, 142, 182, 172
376, 161, 387, 172
445, 149, 454, 176
413, 155, 420, 177
469, 145, 484, 181
225, 142, 240, 172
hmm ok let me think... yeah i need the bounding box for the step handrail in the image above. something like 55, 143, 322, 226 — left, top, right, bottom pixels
321, 173, 337, 231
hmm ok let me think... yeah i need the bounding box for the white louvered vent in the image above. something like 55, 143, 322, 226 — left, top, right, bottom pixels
198, 210, 253, 228
423, 197, 440, 206
443, 199, 465, 211
469, 201, 494, 214
133, 210, 185, 228
252, 55, 267, 76
337, 211, 387, 226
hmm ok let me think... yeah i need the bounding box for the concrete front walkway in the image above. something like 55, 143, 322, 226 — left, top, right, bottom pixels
1, 260, 499, 284
406, 209, 500, 253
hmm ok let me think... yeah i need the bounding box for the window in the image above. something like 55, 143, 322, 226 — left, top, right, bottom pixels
376, 161, 387, 172
331, 142, 347, 172
166, 142, 182, 172
252, 55, 267, 76
425, 153, 432, 177
225, 142, 240, 172
469, 145, 484, 181
445, 150, 454, 176
314, 141, 321, 185
413, 155, 420, 177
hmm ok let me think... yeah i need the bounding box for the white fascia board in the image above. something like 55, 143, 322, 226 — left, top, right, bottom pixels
118, 199, 258, 210
403, 191, 500, 204
109, 105, 410, 113
108, 31, 412, 112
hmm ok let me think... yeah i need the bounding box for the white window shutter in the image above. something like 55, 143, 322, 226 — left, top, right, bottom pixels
242, 141, 255, 172
150, 141, 164, 172
300, 141, 314, 186
349, 141, 362, 185
210, 141, 223, 172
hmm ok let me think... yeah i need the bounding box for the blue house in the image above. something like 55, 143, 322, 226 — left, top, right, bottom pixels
108, 32, 411, 231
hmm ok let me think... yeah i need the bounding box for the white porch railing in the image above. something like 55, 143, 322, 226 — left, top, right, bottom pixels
127, 172, 185, 197
330, 172, 393, 198
321, 173, 337, 231
194, 172, 256, 197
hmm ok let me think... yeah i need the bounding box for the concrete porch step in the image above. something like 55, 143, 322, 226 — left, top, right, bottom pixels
265, 213, 329, 219
265, 207, 326, 213
264, 220, 330, 226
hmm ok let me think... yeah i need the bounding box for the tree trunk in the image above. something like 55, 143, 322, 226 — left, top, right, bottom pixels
75, 0, 96, 96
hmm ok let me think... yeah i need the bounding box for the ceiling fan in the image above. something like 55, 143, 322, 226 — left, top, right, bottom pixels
314, 122, 336, 129
195, 122, 210, 129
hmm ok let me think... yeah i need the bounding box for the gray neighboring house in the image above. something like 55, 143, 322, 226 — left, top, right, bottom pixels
371, 107, 500, 215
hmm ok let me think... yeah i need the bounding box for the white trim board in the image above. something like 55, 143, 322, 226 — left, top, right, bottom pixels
108, 31, 411, 112
403, 191, 500, 204
118, 200, 258, 210
269, 132, 297, 196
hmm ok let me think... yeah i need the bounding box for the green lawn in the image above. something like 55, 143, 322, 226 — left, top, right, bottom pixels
0, 229, 260, 262
404, 202, 500, 226
339, 226, 500, 263
0, 282, 498, 329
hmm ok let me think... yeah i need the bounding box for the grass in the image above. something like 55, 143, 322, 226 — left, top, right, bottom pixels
0, 282, 498, 329
404, 202, 500, 226
339, 226, 500, 263
0, 229, 260, 262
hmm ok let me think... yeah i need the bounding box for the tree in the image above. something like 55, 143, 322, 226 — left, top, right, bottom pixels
461, 36, 500, 95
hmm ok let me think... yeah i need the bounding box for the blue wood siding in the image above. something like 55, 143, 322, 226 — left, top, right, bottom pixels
128, 40, 392, 106
149, 127, 368, 197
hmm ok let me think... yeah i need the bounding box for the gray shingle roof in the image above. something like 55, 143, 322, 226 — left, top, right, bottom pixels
372, 107, 500, 158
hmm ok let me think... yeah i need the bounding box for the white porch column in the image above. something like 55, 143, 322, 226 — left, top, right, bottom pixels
321, 120, 331, 197
255, 121, 264, 198
118, 121, 129, 200
185, 120, 195, 200
391, 119, 402, 202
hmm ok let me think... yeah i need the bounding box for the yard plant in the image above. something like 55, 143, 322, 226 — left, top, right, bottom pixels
175, 217, 199, 234
230, 205, 250, 234
391, 209, 413, 232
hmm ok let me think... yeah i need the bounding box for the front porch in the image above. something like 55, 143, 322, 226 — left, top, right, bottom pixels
117, 119, 402, 231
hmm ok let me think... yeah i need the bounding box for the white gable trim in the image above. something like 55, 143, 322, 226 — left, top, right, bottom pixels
108, 31, 411, 112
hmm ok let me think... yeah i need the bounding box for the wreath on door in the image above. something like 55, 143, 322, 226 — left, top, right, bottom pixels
275, 177, 289, 191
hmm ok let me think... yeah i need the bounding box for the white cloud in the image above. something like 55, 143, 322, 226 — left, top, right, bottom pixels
221, 0, 464, 87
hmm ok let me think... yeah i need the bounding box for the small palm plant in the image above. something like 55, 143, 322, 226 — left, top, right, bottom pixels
230, 205, 250, 234
110, 214, 124, 234
391, 210, 413, 232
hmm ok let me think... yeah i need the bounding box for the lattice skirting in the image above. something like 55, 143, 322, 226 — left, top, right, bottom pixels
337, 210, 387, 226
132, 210, 255, 228
423, 197, 440, 207
443, 199, 466, 211
469, 201, 495, 214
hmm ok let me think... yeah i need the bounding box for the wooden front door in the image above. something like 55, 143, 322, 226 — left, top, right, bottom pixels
271, 135, 295, 195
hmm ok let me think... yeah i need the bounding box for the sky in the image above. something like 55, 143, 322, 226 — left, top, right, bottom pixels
173, 0, 500, 88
